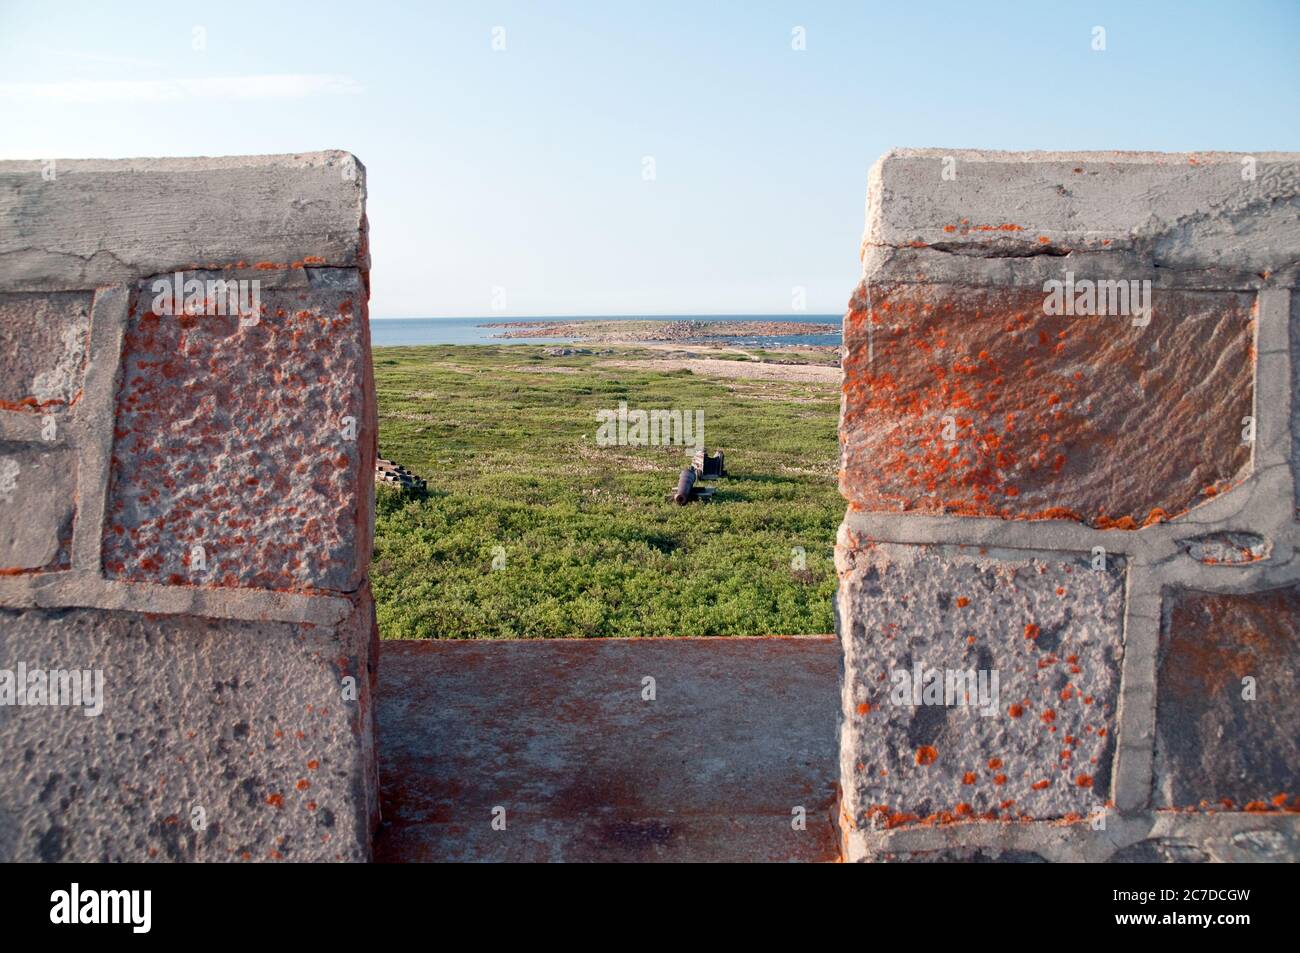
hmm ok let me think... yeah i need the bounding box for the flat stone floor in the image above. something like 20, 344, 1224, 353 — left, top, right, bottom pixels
374, 637, 842, 862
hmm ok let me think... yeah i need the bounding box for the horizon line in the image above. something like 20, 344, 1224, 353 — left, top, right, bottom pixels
372, 312, 845, 321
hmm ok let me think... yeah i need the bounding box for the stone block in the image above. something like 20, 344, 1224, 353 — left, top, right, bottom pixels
0, 153, 367, 290
864, 149, 1300, 273
102, 270, 373, 593
1154, 585, 1300, 812
841, 283, 1254, 527
0, 292, 92, 412
0, 594, 377, 862
0, 443, 76, 572
837, 540, 1125, 830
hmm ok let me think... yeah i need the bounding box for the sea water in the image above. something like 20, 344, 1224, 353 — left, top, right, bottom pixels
370, 315, 842, 347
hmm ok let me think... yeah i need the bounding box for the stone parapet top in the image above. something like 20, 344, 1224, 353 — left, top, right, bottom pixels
0, 151, 368, 291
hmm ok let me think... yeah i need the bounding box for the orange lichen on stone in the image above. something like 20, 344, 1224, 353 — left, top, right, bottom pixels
103, 282, 370, 593
839, 284, 1254, 527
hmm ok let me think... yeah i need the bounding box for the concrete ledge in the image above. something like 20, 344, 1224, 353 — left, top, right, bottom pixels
374, 638, 842, 863
865, 149, 1300, 275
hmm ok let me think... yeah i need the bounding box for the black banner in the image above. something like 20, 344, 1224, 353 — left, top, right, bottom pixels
1, 860, 1286, 939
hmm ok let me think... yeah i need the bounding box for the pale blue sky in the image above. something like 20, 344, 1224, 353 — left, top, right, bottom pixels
3, 1, 1298, 317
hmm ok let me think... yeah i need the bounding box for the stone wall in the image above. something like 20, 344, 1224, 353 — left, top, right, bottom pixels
0, 153, 379, 861
836, 150, 1300, 862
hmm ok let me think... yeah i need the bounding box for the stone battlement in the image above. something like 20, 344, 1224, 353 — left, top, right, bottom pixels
837, 149, 1300, 862
0, 153, 379, 862
3, 149, 1296, 863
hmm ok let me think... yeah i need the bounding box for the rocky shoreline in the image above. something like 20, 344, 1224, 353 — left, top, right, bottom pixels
481, 318, 839, 344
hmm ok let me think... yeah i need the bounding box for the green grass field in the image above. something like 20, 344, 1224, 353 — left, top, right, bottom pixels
372, 345, 842, 639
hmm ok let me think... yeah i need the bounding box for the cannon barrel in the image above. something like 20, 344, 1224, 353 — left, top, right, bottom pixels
673, 467, 697, 505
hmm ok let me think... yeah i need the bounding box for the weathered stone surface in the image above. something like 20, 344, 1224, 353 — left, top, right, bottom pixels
102, 270, 373, 593
374, 637, 841, 863
0, 443, 75, 571
0, 293, 92, 412
0, 596, 377, 862
1178, 531, 1270, 565
1107, 839, 1209, 863
864, 149, 1300, 273
881, 847, 1048, 863
840, 283, 1253, 527
1154, 585, 1300, 812
1289, 290, 1300, 519
838, 539, 1124, 829
1227, 828, 1296, 860
0, 153, 367, 290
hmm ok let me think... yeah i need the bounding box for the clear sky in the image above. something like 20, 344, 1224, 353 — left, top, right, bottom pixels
3, 1, 1298, 318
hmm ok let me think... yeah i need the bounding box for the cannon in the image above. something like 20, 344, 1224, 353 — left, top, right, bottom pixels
673, 467, 697, 505
669, 448, 725, 504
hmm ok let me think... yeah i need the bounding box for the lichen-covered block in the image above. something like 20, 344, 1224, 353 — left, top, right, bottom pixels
0, 292, 92, 412
0, 594, 377, 862
102, 269, 373, 593
840, 284, 1254, 527
1154, 585, 1300, 813
0, 443, 76, 571
837, 539, 1124, 830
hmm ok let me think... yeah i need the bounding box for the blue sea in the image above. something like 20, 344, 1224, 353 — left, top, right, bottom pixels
370, 315, 842, 348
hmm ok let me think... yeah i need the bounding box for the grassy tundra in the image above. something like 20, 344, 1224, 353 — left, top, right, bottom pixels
371, 344, 841, 639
